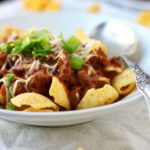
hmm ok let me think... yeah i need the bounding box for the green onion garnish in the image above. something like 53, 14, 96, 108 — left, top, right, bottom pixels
32, 29, 50, 38
59, 33, 65, 44
70, 56, 84, 70
6, 73, 15, 88
0, 29, 52, 58
63, 36, 81, 54
8, 86, 15, 99
6, 102, 15, 110
1, 43, 12, 54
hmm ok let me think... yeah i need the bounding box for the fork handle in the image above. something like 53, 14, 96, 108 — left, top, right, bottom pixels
141, 85, 150, 116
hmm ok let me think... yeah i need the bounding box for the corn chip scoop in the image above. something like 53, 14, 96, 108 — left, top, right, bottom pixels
97, 77, 110, 88
75, 28, 108, 53
77, 84, 119, 109
112, 68, 136, 95
98, 76, 110, 84
104, 66, 122, 74
23, 107, 54, 112
11, 93, 59, 111
49, 76, 70, 110
0, 26, 25, 43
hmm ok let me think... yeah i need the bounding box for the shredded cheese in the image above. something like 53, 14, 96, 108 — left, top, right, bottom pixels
25, 60, 40, 78
42, 63, 57, 76
13, 79, 26, 95
13, 55, 22, 66
25, 74, 35, 91
49, 35, 63, 52
73, 41, 94, 59
88, 67, 92, 76
75, 92, 80, 100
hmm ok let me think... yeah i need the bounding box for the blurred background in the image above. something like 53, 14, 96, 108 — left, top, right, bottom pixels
0, 0, 150, 28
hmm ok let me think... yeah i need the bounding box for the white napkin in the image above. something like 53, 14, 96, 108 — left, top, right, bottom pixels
0, 98, 150, 150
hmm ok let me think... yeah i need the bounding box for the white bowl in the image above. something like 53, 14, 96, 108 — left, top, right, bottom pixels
0, 12, 149, 126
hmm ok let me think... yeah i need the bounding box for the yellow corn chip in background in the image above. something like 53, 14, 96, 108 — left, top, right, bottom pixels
87, 3, 100, 13
23, 0, 61, 12
0, 26, 25, 43
137, 11, 150, 28
44, 0, 61, 11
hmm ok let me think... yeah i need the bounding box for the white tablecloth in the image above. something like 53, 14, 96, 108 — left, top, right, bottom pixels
0, 1, 150, 150
0, 99, 150, 150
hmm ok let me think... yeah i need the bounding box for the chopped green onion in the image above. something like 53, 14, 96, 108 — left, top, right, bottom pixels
70, 56, 84, 70
1, 43, 12, 54
6, 102, 15, 110
10, 40, 23, 54
63, 36, 81, 54
6, 73, 15, 88
59, 33, 65, 44
1, 29, 52, 58
32, 29, 50, 39
8, 86, 15, 99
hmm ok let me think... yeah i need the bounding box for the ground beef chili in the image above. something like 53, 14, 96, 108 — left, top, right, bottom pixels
0, 68, 8, 77
27, 71, 51, 94
13, 82, 27, 95
0, 53, 7, 67
109, 56, 124, 69
0, 48, 123, 110
54, 51, 76, 87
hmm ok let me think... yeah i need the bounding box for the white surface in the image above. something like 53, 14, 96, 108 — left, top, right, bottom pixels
0, 0, 139, 21
0, 12, 149, 126
0, 99, 150, 150
105, 0, 150, 10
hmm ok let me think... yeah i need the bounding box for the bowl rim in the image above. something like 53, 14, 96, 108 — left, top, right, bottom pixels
0, 91, 142, 117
